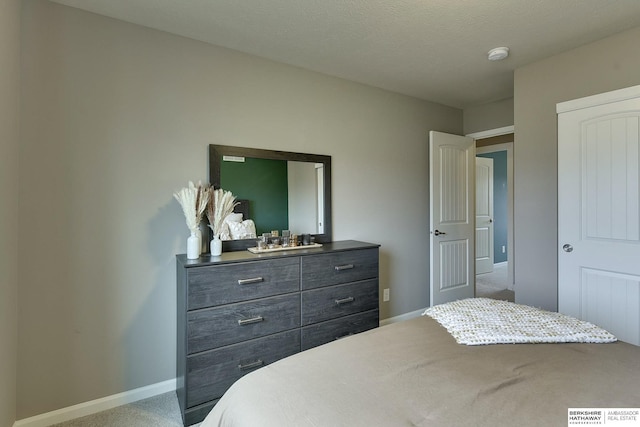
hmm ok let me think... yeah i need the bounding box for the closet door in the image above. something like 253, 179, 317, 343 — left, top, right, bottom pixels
557, 86, 640, 345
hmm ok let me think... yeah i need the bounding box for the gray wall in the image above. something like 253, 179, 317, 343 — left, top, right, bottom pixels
514, 25, 640, 311
0, 0, 20, 425
18, 0, 461, 418
463, 98, 513, 135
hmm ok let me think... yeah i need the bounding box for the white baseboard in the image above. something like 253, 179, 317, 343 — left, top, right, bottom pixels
380, 307, 427, 326
13, 378, 176, 427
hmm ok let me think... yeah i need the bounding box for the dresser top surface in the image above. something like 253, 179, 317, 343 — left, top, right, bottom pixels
177, 240, 379, 268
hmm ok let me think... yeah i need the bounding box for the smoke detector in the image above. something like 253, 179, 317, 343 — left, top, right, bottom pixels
488, 47, 509, 61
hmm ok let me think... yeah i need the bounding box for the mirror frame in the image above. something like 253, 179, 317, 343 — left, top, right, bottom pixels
209, 144, 332, 252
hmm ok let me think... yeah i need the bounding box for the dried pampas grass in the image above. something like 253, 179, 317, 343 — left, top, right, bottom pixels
174, 181, 210, 232
207, 188, 239, 237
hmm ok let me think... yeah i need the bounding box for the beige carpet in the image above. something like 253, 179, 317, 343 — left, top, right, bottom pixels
476, 262, 514, 302
51, 392, 201, 427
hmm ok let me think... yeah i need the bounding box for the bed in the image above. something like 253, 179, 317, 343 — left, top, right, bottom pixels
201, 298, 640, 427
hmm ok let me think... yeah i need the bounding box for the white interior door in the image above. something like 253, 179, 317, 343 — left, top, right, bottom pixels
429, 131, 475, 306
558, 88, 640, 346
475, 157, 494, 274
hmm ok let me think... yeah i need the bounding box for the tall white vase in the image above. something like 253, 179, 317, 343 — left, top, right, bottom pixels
187, 230, 200, 259
196, 228, 203, 255
211, 235, 222, 256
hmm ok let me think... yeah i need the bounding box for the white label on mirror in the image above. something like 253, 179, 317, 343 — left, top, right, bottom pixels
223, 155, 245, 162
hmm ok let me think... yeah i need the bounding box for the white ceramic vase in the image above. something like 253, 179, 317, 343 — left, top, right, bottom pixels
196, 228, 203, 255
187, 230, 200, 259
211, 235, 223, 256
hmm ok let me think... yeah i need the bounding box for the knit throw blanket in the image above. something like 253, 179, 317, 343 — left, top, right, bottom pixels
423, 298, 617, 345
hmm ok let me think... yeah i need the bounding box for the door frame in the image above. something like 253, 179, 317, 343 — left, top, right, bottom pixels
475, 156, 494, 274
468, 127, 515, 290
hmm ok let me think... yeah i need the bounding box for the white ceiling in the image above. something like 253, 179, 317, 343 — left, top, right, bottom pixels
49, 0, 640, 108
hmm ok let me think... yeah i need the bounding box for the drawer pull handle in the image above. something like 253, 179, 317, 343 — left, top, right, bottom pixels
237, 277, 264, 285
335, 296, 355, 305
238, 316, 264, 326
335, 332, 354, 340
238, 359, 264, 371
334, 264, 354, 271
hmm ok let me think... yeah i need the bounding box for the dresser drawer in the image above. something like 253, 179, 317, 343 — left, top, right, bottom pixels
188, 293, 301, 354
186, 329, 300, 407
187, 258, 300, 310
301, 279, 378, 325
301, 248, 378, 290
301, 309, 379, 351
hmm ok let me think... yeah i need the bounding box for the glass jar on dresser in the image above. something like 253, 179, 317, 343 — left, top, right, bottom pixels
175, 240, 380, 425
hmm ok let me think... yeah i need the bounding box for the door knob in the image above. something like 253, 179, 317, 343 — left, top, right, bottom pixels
562, 244, 573, 253
433, 230, 446, 236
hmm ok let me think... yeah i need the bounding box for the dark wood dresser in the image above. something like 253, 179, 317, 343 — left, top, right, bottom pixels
176, 240, 380, 425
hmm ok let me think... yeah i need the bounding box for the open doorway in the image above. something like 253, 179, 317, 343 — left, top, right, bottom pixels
471, 129, 514, 302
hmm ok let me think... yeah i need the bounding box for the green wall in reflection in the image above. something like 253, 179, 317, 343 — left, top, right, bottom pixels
220, 157, 289, 235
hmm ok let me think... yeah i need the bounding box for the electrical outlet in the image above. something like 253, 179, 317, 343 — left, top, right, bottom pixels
383, 288, 390, 302
501, 245, 506, 253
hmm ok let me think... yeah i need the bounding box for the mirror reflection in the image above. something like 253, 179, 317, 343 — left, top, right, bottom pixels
209, 145, 332, 251
219, 157, 325, 239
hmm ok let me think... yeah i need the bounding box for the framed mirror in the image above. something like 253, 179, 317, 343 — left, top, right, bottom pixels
209, 144, 332, 252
